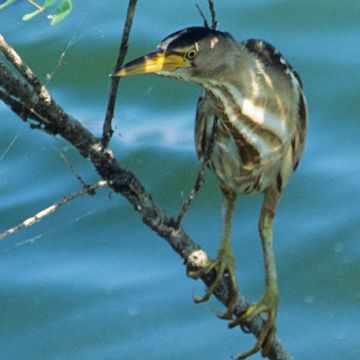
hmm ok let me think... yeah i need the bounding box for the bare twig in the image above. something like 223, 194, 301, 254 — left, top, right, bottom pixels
174, 117, 218, 227
101, 0, 137, 150
0, 181, 108, 239
196, 3, 210, 28
59, 151, 89, 188
0, 33, 52, 105
208, 0, 218, 30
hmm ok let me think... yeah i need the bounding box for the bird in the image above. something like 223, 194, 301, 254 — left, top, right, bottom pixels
113, 26, 307, 359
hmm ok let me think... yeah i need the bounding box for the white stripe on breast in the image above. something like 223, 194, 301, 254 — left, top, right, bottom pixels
208, 86, 274, 157
225, 83, 288, 142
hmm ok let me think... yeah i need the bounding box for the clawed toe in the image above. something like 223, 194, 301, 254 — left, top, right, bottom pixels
229, 293, 278, 359
192, 249, 238, 319
233, 323, 275, 360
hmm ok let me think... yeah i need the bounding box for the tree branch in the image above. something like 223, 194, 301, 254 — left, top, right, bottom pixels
0, 33, 52, 105
0, 180, 108, 239
101, 0, 137, 150
0, 5, 294, 358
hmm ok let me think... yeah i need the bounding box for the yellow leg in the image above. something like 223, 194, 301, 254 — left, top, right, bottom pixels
189, 190, 238, 319
230, 187, 280, 359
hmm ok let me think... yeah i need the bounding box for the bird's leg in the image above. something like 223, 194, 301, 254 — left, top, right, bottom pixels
229, 187, 280, 359
189, 190, 238, 319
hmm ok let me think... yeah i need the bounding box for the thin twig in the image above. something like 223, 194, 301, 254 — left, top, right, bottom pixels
174, 117, 218, 227
101, 0, 137, 150
0, 33, 52, 105
208, 0, 218, 30
59, 151, 89, 188
196, 3, 210, 28
0, 181, 108, 239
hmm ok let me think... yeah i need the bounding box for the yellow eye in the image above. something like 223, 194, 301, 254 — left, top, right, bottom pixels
185, 49, 197, 60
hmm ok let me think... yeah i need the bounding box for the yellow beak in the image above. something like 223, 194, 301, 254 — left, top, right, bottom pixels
112, 49, 188, 77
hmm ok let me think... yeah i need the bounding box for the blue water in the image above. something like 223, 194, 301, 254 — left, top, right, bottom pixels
1, 1, 359, 359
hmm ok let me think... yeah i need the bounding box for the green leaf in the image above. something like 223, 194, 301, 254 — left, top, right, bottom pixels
0, 0, 19, 10
51, 0, 72, 25
22, 8, 43, 21
43, 0, 58, 8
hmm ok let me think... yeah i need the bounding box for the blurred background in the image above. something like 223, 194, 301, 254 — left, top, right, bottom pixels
0, 1, 359, 359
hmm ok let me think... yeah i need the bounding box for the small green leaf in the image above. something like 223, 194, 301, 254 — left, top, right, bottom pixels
0, 0, 19, 10
51, 0, 72, 25
43, 0, 58, 9
22, 8, 43, 21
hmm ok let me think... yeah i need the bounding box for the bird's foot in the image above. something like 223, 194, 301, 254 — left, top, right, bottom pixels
229, 286, 278, 359
188, 244, 238, 320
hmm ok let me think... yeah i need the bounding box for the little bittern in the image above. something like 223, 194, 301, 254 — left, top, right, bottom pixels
114, 27, 307, 359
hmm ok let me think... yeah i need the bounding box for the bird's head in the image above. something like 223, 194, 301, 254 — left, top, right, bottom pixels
113, 27, 237, 83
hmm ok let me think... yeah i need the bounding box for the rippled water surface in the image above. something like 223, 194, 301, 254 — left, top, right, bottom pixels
1, 1, 359, 359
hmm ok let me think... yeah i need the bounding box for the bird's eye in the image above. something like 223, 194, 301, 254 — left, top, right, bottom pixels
185, 49, 197, 60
